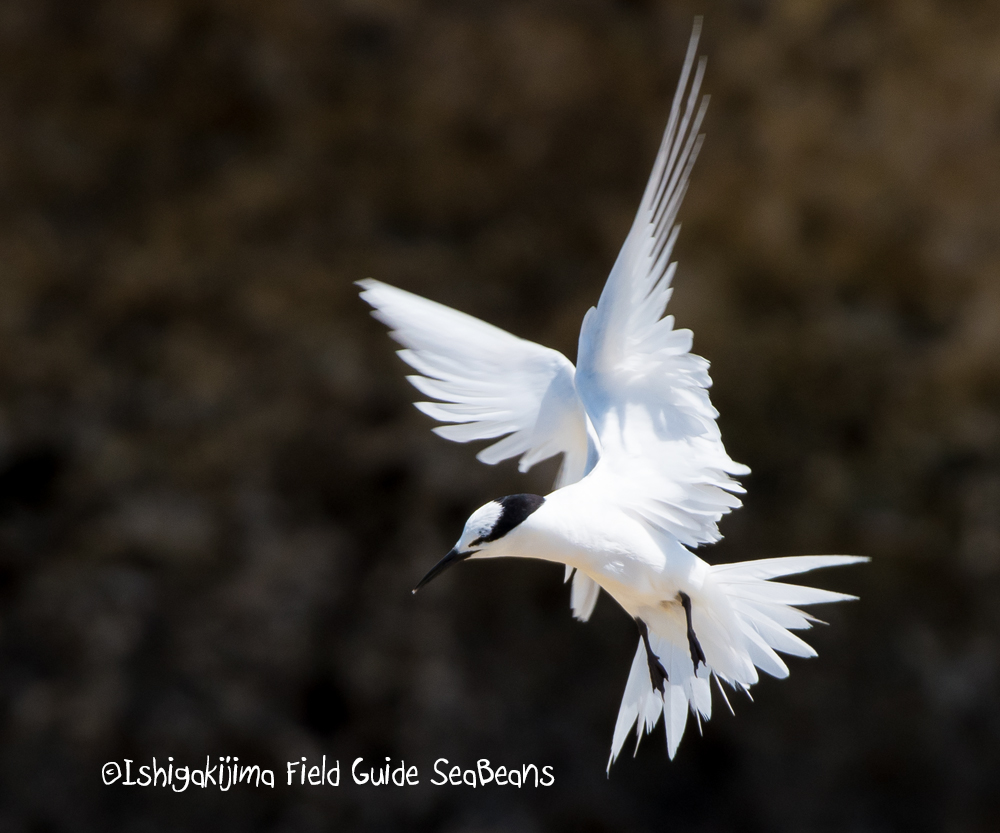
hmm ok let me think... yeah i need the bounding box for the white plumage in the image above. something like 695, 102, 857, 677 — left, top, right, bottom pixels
359, 20, 865, 769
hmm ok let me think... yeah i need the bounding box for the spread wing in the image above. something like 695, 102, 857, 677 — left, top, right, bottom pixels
358, 279, 592, 488
573, 21, 749, 548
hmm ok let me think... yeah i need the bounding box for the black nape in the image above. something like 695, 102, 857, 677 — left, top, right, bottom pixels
473, 493, 544, 545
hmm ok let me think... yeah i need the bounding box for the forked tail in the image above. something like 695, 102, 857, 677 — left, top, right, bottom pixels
607, 554, 867, 771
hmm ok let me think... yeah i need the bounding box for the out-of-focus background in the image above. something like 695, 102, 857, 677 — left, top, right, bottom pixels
0, 0, 998, 830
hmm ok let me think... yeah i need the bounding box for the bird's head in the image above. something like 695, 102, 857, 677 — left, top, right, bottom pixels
412, 493, 545, 593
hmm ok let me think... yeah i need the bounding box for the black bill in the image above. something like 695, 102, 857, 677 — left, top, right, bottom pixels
412, 548, 472, 593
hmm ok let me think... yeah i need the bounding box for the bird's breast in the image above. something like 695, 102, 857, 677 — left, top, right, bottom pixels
507, 495, 710, 615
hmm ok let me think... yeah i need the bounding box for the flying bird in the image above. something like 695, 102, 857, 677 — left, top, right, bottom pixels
359, 20, 865, 769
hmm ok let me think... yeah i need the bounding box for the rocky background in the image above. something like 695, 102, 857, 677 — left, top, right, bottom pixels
0, 0, 998, 830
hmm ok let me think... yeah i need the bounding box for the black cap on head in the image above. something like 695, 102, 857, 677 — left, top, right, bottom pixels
413, 493, 546, 594
470, 493, 545, 546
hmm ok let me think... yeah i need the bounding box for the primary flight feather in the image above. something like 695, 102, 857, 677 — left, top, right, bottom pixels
359, 20, 865, 768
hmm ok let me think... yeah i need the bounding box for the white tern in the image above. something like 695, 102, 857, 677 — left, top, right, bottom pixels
358, 20, 866, 769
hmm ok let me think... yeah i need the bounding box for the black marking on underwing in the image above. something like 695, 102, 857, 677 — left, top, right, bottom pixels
469, 493, 545, 545
636, 618, 668, 694
678, 591, 707, 669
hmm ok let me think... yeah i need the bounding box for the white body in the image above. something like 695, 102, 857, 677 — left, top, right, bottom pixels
494, 488, 707, 607
360, 20, 866, 767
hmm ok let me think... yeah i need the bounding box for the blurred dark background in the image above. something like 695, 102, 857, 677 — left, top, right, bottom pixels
0, 0, 998, 830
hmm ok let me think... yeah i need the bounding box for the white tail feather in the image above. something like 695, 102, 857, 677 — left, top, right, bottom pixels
570, 571, 601, 622
607, 554, 867, 770
563, 566, 602, 622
